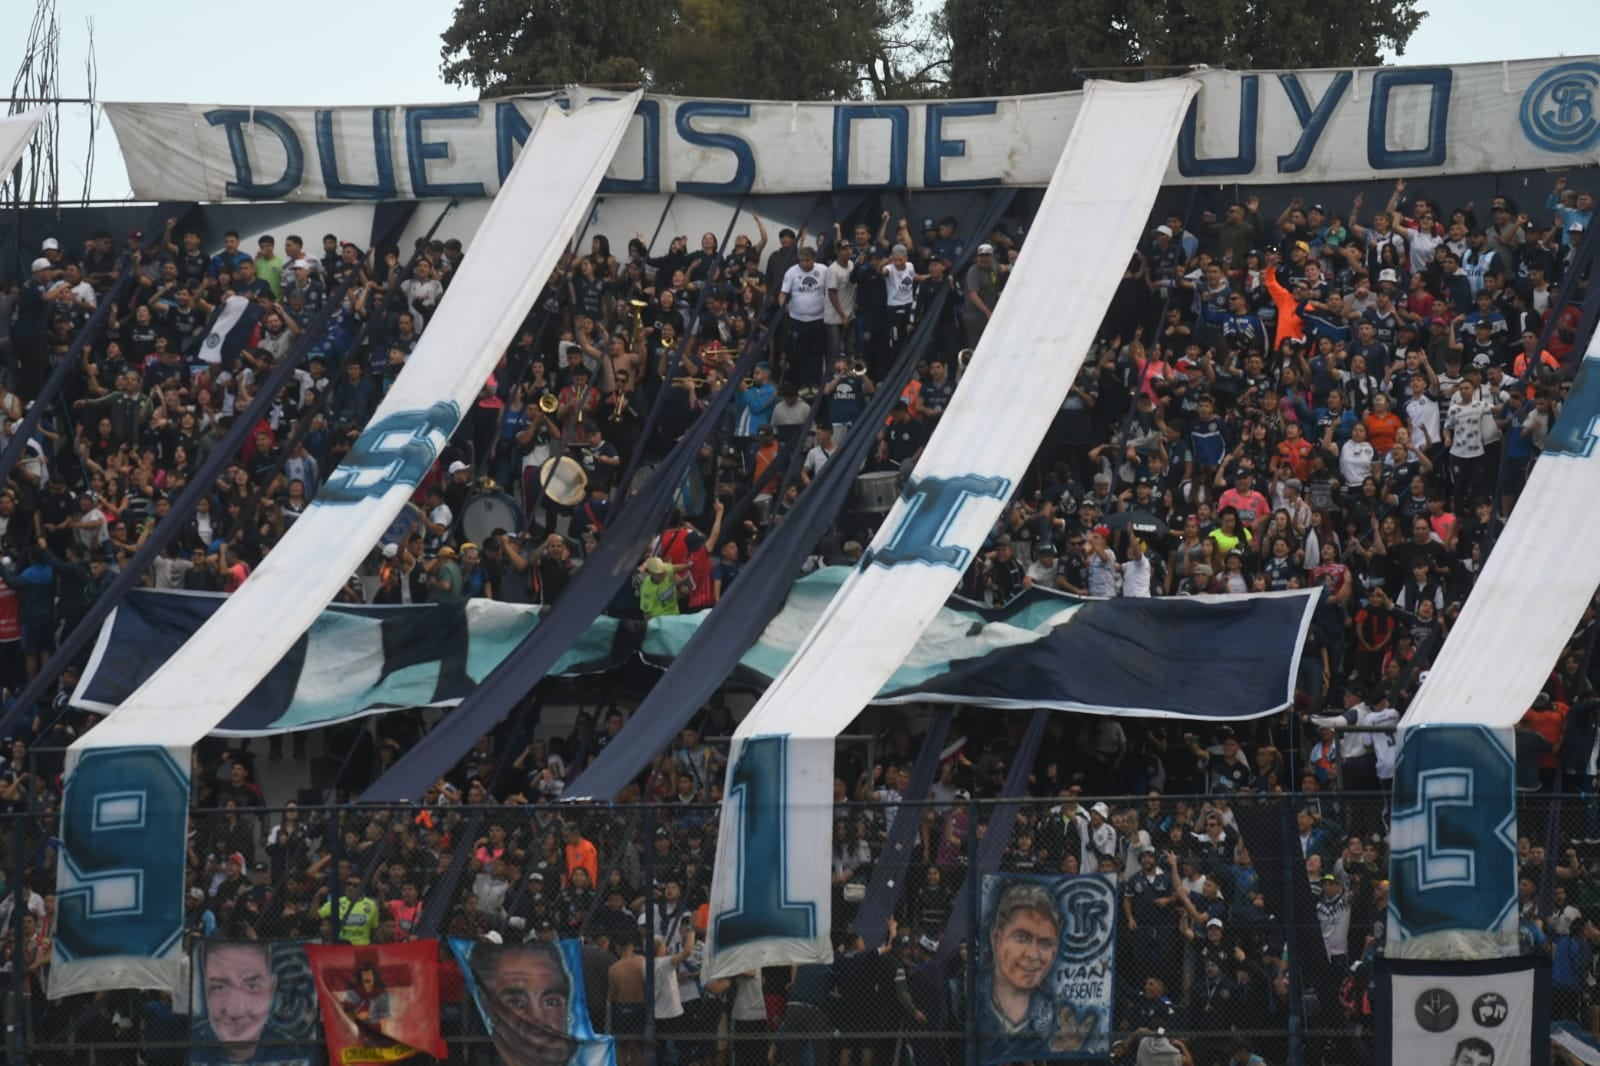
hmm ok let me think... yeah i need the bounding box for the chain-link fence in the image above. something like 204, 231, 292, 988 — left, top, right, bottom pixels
0, 788, 1583, 1064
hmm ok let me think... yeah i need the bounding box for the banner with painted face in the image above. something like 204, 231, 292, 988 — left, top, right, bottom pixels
304, 940, 446, 1063
103, 58, 1600, 200
448, 937, 616, 1066
190, 941, 319, 1066
979, 874, 1118, 1064
1375, 956, 1550, 1066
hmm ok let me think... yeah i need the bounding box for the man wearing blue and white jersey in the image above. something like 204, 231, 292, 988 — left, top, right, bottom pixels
821, 356, 872, 439
1187, 395, 1228, 472
1220, 291, 1266, 354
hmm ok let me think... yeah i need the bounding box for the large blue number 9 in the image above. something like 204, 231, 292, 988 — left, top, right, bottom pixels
713, 736, 817, 950
56, 747, 189, 961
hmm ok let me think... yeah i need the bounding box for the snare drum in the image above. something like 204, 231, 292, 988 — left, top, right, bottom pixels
854, 470, 901, 514
458, 491, 525, 544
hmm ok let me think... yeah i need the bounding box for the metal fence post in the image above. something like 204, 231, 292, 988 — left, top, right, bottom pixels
642, 802, 656, 1066
964, 795, 979, 1066
8, 804, 24, 1064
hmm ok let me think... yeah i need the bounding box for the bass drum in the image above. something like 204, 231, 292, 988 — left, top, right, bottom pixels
458, 491, 525, 545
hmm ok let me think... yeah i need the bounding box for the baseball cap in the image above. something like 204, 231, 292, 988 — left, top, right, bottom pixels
1091, 801, 1110, 817
1572, 222, 1587, 232
976, 243, 995, 254
1155, 225, 1173, 237
1293, 240, 1310, 253
448, 460, 470, 475
40, 238, 58, 251
1207, 917, 1224, 928
1378, 268, 1399, 283
30, 257, 50, 273
921, 217, 936, 230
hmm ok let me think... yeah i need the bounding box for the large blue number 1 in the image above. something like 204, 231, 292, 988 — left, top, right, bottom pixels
713, 736, 817, 950
56, 747, 189, 961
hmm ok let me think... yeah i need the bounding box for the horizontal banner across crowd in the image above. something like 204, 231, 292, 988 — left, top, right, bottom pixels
104, 57, 1600, 202
72, 569, 1317, 735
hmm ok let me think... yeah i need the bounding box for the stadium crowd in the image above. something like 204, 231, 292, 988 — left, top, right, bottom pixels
0, 171, 1595, 1064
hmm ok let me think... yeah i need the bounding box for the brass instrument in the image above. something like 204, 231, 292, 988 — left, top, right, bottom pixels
672, 376, 709, 388
627, 298, 648, 348
850, 358, 869, 376
957, 348, 975, 372
611, 390, 628, 420
539, 393, 560, 415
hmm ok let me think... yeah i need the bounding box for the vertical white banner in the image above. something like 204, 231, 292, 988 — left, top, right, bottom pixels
51, 93, 641, 998
704, 78, 1199, 978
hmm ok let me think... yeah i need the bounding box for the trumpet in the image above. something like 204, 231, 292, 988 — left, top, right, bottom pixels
538, 393, 559, 414
850, 358, 869, 376
672, 376, 709, 388
957, 348, 975, 372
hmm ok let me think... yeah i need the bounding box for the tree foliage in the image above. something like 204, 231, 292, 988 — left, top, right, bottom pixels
942, 0, 1426, 98
440, 0, 945, 99
440, 0, 666, 91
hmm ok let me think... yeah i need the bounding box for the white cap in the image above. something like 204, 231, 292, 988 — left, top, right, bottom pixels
40, 238, 58, 252
976, 243, 995, 254
1572, 222, 1587, 232
382, 542, 399, 559
1154, 225, 1173, 237
482, 930, 503, 944
1377, 268, 1399, 283
291, 258, 311, 270
1091, 801, 1111, 818
448, 460, 470, 475
30, 257, 51, 273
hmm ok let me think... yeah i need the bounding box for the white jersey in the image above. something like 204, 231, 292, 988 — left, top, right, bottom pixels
885, 261, 916, 308
824, 260, 856, 325
781, 263, 828, 322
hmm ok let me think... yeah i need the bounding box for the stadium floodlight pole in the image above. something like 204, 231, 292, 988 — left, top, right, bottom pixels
0, 202, 180, 489
0, 279, 367, 740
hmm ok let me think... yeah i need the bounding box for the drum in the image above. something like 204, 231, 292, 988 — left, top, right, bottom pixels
458, 491, 524, 545
538, 455, 588, 508
854, 470, 901, 514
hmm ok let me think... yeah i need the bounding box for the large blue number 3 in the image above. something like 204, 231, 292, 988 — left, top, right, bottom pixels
713, 736, 817, 950
56, 748, 189, 961
1389, 725, 1518, 939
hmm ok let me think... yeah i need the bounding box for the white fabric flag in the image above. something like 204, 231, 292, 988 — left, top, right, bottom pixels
0, 109, 44, 183
704, 78, 1200, 978
51, 93, 641, 998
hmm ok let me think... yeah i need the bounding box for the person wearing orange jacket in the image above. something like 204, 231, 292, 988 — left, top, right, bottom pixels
1263, 249, 1308, 345
1521, 692, 1568, 793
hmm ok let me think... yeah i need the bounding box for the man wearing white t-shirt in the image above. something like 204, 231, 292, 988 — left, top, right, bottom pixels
881, 243, 922, 349
780, 245, 828, 390
802, 425, 836, 485
824, 241, 856, 359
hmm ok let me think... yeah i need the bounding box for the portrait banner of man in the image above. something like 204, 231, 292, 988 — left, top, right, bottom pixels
448, 937, 617, 1066
190, 940, 319, 1066
1376, 956, 1551, 1066
978, 873, 1118, 1064
304, 939, 446, 1063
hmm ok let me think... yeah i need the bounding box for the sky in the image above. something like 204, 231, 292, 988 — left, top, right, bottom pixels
0, 0, 1595, 202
